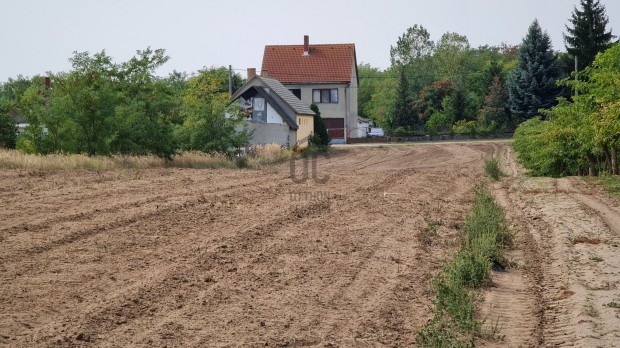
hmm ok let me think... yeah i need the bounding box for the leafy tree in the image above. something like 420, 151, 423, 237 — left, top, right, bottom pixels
435, 32, 471, 87
111, 48, 177, 159
0, 113, 17, 148
309, 103, 330, 147
414, 80, 454, 122
357, 63, 387, 119
564, 0, 615, 71
580, 43, 620, 174
508, 20, 561, 122
390, 25, 434, 67
366, 77, 397, 128
50, 50, 121, 156
175, 67, 250, 154
0, 75, 33, 149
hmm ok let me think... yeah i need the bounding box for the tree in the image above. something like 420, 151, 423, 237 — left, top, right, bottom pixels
111, 48, 177, 159
51, 50, 121, 156
435, 32, 471, 87
512, 44, 620, 177
479, 75, 509, 132
390, 25, 434, 67
0, 113, 17, 148
309, 103, 330, 147
357, 63, 387, 119
366, 77, 397, 128
414, 80, 454, 122
392, 67, 417, 130
564, 0, 615, 71
508, 20, 561, 122
174, 67, 250, 154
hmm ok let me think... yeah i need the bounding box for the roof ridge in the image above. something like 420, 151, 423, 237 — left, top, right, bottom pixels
264, 43, 355, 47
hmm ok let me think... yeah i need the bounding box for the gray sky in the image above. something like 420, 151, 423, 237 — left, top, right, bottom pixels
1, 0, 618, 82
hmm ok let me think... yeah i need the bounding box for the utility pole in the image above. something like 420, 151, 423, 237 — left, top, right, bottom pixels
574, 56, 578, 96
228, 65, 233, 96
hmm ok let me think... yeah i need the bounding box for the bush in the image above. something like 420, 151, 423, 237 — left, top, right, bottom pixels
426, 111, 452, 136
309, 103, 330, 147
452, 120, 477, 136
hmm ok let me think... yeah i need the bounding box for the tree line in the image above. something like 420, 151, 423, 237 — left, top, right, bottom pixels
0, 48, 249, 158
357, 0, 616, 146
513, 0, 618, 177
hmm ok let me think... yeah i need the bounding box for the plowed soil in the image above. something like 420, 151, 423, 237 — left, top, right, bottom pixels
0, 143, 496, 347
3, 141, 619, 347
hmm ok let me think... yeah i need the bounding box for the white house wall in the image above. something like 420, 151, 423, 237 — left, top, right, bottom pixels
266, 103, 285, 125
283, 61, 362, 139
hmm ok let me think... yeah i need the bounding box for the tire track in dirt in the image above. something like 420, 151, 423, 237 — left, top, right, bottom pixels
2, 175, 304, 345
0, 173, 278, 264
481, 148, 620, 347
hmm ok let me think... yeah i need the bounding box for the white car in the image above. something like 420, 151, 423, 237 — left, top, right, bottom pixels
367, 127, 385, 137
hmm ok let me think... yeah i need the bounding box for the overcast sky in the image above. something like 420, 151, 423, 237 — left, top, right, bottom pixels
1, 0, 618, 82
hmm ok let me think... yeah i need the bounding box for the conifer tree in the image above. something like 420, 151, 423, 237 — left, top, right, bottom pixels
479, 75, 509, 130
564, 0, 614, 71
392, 68, 417, 129
309, 103, 330, 146
508, 20, 561, 121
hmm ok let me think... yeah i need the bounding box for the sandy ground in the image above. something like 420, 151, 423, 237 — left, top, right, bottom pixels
2, 142, 619, 347
479, 146, 620, 347
0, 143, 496, 347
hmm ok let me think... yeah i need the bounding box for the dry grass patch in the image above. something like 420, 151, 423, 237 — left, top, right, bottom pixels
0, 145, 294, 171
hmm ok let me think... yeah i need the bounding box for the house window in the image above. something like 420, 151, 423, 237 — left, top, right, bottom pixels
312, 89, 338, 103
289, 89, 301, 99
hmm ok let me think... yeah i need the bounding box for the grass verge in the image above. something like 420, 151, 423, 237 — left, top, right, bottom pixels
584, 176, 620, 201
416, 185, 511, 347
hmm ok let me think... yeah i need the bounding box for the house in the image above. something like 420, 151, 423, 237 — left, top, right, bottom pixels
230, 71, 315, 148
261, 35, 362, 143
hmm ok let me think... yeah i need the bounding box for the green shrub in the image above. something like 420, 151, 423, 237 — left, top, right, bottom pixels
484, 158, 503, 180
452, 120, 477, 136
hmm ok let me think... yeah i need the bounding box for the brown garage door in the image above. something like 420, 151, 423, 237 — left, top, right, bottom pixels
322, 118, 345, 139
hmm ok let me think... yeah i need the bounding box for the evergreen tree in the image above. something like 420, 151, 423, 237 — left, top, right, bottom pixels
479, 75, 509, 131
309, 103, 330, 147
392, 68, 417, 129
564, 0, 614, 71
508, 20, 561, 122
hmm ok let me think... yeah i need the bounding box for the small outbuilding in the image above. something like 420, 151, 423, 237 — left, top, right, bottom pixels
231, 72, 315, 148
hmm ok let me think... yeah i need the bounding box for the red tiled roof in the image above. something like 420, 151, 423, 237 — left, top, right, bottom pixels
261, 44, 356, 84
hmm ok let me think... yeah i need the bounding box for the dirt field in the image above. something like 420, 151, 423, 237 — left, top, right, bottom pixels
1, 142, 619, 347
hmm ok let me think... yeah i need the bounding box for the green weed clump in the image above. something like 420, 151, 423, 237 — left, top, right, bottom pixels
417, 186, 511, 347
484, 158, 503, 181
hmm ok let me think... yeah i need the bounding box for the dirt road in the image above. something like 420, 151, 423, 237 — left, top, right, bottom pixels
479, 147, 620, 347
0, 143, 495, 347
